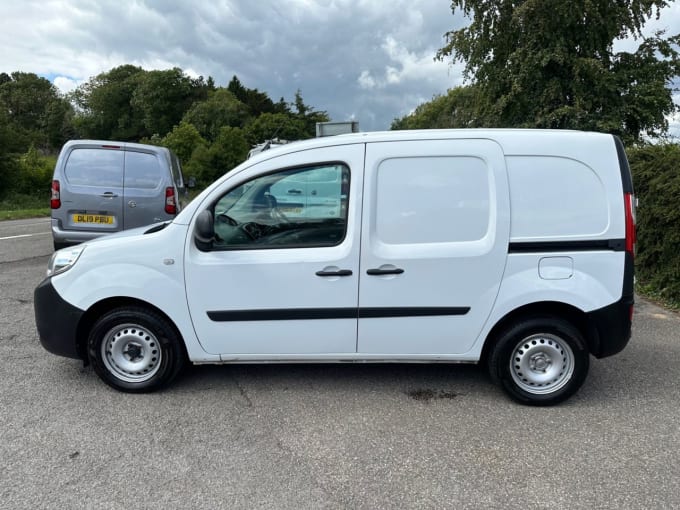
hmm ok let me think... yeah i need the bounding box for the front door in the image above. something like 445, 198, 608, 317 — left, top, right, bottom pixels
357, 139, 510, 355
185, 144, 364, 356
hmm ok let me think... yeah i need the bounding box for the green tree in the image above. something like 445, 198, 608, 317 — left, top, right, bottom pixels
391, 86, 484, 129
436, 0, 680, 143
131, 68, 212, 138
189, 126, 250, 185
291, 89, 330, 137
182, 88, 250, 141
227, 75, 288, 116
71, 65, 146, 140
161, 121, 208, 165
0, 106, 20, 196
72, 66, 213, 141
0, 72, 73, 151
244, 112, 307, 145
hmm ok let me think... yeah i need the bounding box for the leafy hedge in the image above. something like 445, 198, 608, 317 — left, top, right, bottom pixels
627, 143, 680, 304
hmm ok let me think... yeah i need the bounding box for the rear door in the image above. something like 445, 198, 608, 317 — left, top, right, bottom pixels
123, 149, 169, 229
59, 145, 124, 234
357, 139, 510, 355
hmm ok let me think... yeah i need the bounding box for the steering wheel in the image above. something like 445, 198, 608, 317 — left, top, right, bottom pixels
239, 222, 260, 240
216, 212, 238, 226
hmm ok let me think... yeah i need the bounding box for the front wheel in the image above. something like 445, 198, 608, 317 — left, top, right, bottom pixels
488, 317, 590, 406
87, 307, 186, 392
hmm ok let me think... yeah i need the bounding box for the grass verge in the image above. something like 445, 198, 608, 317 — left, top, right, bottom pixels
636, 283, 680, 312
0, 194, 50, 221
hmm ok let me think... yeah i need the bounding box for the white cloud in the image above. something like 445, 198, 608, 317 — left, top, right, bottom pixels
357, 70, 376, 90
53, 76, 80, 94
1, 0, 676, 132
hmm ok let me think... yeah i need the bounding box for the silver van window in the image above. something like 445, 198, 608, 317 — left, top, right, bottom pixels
64, 148, 124, 187
124, 151, 162, 189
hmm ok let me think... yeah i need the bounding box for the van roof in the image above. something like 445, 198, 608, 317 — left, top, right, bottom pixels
61, 140, 171, 154
245, 129, 614, 164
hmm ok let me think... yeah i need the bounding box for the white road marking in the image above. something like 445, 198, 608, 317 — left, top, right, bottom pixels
0, 232, 51, 241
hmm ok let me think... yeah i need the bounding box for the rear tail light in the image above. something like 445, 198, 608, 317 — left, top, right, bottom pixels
165, 187, 177, 215
624, 192, 636, 255
51, 180, 61, 209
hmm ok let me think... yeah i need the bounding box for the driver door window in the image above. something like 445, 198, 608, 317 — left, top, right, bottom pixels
212, 163, 350, 249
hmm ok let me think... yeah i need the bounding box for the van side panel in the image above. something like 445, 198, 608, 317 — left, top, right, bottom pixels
473, 134, 631, 360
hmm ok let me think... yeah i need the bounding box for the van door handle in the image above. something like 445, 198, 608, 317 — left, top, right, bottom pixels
288, 189, 302, 195
366, 268, 404, 276
315, 269, 353, 277
100, 192, 119, 198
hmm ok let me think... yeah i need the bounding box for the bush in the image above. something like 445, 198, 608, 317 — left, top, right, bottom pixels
627, 143, 680, 304
15, 146, 54, 196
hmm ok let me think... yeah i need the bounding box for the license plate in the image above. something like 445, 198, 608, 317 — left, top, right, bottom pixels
72, 214, 114, 225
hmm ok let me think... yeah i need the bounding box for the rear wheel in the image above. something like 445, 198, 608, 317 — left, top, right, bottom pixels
87, 307, 185, 392
488, 317, 589, 406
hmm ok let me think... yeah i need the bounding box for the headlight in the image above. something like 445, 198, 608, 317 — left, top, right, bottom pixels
47, 246, 86, 277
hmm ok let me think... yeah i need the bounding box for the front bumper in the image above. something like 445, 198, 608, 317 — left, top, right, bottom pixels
34, 277, 85, 360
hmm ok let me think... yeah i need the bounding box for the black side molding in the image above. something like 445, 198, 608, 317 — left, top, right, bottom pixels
509, 239, 626, 253
207, 307, 470, 322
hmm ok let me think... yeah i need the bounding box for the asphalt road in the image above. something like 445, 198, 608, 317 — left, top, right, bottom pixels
1, 219, 679, 509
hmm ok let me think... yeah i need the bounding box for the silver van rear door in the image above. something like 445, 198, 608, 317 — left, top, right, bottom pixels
60, 146, 124, 234
122, 149, 170, 229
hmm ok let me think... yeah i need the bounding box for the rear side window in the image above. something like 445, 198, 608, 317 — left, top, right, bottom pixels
124, 151, 162, 189
64, 148, 124, 187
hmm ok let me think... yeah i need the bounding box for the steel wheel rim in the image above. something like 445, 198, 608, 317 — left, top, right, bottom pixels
510, 333, 574, 395
101, 323, 162, 383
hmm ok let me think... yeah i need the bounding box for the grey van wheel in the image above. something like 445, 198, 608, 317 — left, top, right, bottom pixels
87, 307, 185, 392
488, 317, 589, 406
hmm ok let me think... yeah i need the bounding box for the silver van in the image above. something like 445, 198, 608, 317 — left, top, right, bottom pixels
50, 140, 185, 250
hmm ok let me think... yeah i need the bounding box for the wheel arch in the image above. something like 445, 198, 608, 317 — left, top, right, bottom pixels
76, 297, 188, 362
480, 301, 599, 364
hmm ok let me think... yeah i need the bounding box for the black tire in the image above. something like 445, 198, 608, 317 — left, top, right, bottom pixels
87, 306, 186, 393
488, 317, 590, 406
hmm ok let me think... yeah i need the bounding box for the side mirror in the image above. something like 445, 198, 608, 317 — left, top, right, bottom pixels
194, 210, 214, 250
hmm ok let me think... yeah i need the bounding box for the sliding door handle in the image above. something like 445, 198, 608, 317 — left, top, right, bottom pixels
366, 268, 404, 276
316, 269, 353, 277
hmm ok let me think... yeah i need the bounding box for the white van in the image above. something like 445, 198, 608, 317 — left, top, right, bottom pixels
34, 130, 636, 405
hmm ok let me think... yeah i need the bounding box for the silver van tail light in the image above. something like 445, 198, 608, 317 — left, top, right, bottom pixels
165, 187, 177, 215
51, 180, 61, 209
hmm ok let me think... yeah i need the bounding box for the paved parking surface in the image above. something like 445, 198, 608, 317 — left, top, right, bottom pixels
1, 219, 679, 509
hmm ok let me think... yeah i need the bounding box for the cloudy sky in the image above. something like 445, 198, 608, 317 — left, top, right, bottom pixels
1, 0, 679, 132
